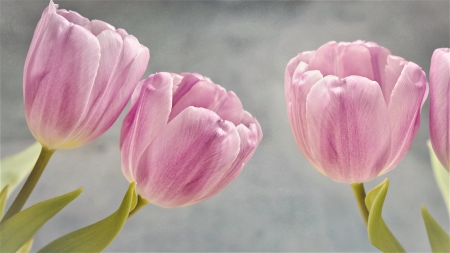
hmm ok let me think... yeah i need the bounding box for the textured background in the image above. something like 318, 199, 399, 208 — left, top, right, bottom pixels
1, 0, 449, 252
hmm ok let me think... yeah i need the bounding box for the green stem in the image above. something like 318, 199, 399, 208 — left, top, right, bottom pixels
2, 147, 54, 221
351, 183, 369, 227
128, 194, 149, 218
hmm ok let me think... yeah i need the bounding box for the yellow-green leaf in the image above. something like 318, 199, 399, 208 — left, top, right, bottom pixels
421, 205, 450, 253
0, 142, 41, 197
38, 182, 137, 253
1, 185, 8, 220
0, 188, 82, 252
16, 238, 33, 253
366, 179, 405, 253
428, 141, 450, 214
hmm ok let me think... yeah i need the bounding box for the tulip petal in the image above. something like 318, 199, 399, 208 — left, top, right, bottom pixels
192, 118, 262, 204
70, 36, 150, 146
430, 48, 450, 171
381, 62, 428, 174
170, 78, 243, 125
56, 9, 90, 26
364, 43, 391, 87
285, 51, 315, 101
382, 56, 408, 106
306, 76, 391, 183
309, 42, 374, 80
120, 73, 173, 182
83, 20, 115, 36
288, 63, 323, 169
24, 12, 101, 149
134, 107, 240, 208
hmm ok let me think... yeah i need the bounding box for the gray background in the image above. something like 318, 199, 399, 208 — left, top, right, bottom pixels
1, 0, 449, 252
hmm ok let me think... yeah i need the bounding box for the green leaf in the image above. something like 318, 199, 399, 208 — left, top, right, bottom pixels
366, 179, 405, 253
0, 142, 41, 197
1, 185, 8, 220
38, 182, 137, 253
428, 141, 450, 214
421, 205, 450, 253
16, 238, 33, 253
0, 188, 83, 252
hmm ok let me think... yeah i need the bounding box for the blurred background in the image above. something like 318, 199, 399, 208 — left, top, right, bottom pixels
1, 0, 449, 252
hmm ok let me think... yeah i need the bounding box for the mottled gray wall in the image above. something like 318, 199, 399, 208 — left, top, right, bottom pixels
1, 0, 449, 252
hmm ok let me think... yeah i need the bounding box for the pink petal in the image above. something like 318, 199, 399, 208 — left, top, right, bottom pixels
191, 119, 262, 205
381, 62, 428, 174
24, 12, 101, 149
134, 107, 240, 208
309, 41, 374, 80
429, 48, 450, 171
284, 51, 315, 101
56, 9, 90, 26
287, 62, 323, 169
70, 36, 150, 146
116, 28, 128, 38
382, 56, 408, 106
364, 43, 391, 87
169, 77, 243, 124
83, 19, 115, 36
120, 73, 173, 182
306, 76, 391, 183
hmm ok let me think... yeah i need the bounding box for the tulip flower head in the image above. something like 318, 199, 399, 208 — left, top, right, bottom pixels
24, 0, 150, 150
429, 48, 450, 171
285, 41, 428, 183
120, 72, 262, 208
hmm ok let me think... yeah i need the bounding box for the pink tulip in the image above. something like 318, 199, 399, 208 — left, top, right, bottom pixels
429, 48, 450, 171
120, 72, 262, 208
24, 1, 149, 150
285, 41, 428, 183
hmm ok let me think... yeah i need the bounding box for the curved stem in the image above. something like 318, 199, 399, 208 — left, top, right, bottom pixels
3, 147, 54, 221
351, 183, 369, 227
128, 194, 149, 219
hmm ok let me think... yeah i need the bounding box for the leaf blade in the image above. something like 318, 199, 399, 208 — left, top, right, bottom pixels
421, 205, 450, 253
0, 188, 82, 252
0, 142, 42, 197
428, 141, 450, 214
366, 179, 405, 253
0, 185, 8, 220
38, 182, 137, 253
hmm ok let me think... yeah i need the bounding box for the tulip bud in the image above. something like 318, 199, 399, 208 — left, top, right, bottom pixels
24, 1, 149, 150
429, 48, 450, 171
285, 41, 428, 183
120, 72, 262, 208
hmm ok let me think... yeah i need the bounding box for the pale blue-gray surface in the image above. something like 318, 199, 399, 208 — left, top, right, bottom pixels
1, 0, 449, 252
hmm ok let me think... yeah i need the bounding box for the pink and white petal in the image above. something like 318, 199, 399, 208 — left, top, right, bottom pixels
288, 66, 323, 169
190, 122, 261, 205
335, 43, 374, 80
116, 28, 128, 38
24, 1, 58, 90
309, 41, 338, 77
56, 9, 90, 26
24, 13, 100, 149
382, 56, 408, 106
169, 80, 227, 122
75, 39, 150, 145
430, 48, 450, 170
83, 19, 115, 36
171, 73, 202, 105
213, 91, 244, 125
134, 107, 240, 208
285, 51, 316, 101
306, 76, 391, 183
120, 73, 173, 182
364, 43, 391, 87
381, 62, 428, 174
